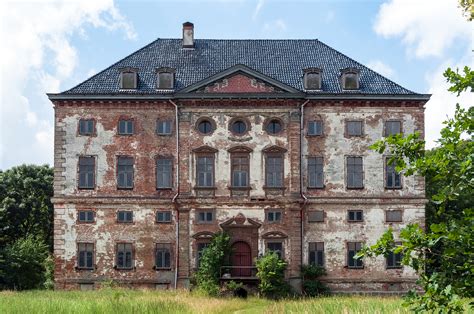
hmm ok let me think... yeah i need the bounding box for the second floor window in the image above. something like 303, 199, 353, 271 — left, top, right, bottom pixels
118, 119, 134, 135
117, 210, 133, 223
117, 157, 134, 189
386, 160, 401, 188
267, 210, 282, 222
157, 120, 172, 135
348, 210, 363, 222
197, 211, 214, 223
77, 243, 94, 269
116, 243, 133, 269
231, 155, 249, 187
347, 242, 363, 268
78, 210, 94, 223
266, 155, 283, 188
308, 157, 324, 188
78, 156, 95, 189
346, 121, 363, 136
79, 119, 94, 135
196, 156, 214, 187
385, 121, 402, 136
156, 211, 172, 223
157, 158, 172, 189
308, 120, 323, 136
346, 157, 363, 188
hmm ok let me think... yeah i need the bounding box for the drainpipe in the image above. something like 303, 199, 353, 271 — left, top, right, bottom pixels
299, 100, 310, 273
169, 99, 180, 289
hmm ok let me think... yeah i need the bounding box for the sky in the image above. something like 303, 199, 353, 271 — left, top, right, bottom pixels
0, 0, 472, 170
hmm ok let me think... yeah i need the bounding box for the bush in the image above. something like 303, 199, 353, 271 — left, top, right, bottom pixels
301, 264, 330, 297
194, 232, 231, 296
255, 252, 290, 299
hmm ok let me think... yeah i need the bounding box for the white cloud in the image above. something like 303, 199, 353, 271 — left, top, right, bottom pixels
0, 0, 136, 169
263, 19, 287, 34
424, 53, 473, 148
374, 0, 471, 58
366, 60, 395, 79
252, 0, 265, 20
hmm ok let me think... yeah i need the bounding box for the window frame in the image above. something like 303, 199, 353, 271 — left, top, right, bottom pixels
265, 118, 284, 135
230, 152, 250, 188
347, 241, 364, 269
196, 155, 215, 188
196, 241, 211, 268
119, 68, 138, 90
117, 210, 134, 223
346, 156, 364, 189
307, 120, 323, 136
340, 68, 360, 90
195, 117, 216, 135
386, 242, 403, 269
156, 157, 173, 189
156, 210, 172, 223
196, 210, 215, 224
77, 210, 95, 223
385, 210, 403, 223
117, 119, 134, 135
78, 119, 95, 136
156, 120, 173, 135
78, 156, 96, 190
308, 242, 324, 267
229, 118, 250, 136
345, 120, 364, 137
156, 68, 175, 90
385, 158, 402, 189
117, 156, 134, 190
266, 209, 282, 223
266, 241, 284, 259
155, 243, 172, 270
347, 210, 364, 222
265, 153, 284, 188
115, 242, 134, 270
77, 242, 95, 270
307, 156, 324, 188
303, 68, 323, 90
384, 120, 402, 137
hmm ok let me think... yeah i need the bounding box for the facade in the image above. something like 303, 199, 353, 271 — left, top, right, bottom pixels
48, 22, 430, 293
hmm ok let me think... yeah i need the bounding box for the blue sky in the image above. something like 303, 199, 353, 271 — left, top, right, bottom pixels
0, 0, 472, 169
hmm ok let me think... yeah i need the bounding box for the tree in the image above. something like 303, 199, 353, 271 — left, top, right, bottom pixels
357, 67, 473, 312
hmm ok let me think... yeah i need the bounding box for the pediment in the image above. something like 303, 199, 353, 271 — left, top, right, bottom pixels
179, 64, 300, 94
262, 231, 288, 239
220, 213, 262, 229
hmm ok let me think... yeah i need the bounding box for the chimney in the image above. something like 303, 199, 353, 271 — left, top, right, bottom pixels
182, 22, 194, 48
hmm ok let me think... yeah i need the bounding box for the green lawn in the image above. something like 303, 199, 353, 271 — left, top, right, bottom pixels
0, 289, 471, 314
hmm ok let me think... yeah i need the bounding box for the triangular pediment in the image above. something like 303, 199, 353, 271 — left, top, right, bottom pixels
179, 64, 300, 94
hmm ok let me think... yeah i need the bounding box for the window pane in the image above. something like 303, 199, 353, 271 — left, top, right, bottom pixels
121, 72, 136, 89
158, 72, 173, 89
385, 121, 401, 136
78, 157, 95, 189
305, 73, 320, 90
198, 121, 213, 134
347, 121, 362, 136
347, 157, 363, 188
266, 120, 282, 134
308, 157, 323, 188
232, 121, 247, 134
308, 121, 322, 135
343, 73, 358, 89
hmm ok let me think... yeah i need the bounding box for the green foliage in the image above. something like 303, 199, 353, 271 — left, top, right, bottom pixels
361, 67, 473, 312
255, 252, 290, 299
301, 264, 329, 297
1, 236, 50, 290
0, 164, 54, 248
225, 280, 244, 292
194, 232, 231, 296
43, 254, 55, 290
457, 0, 473, 21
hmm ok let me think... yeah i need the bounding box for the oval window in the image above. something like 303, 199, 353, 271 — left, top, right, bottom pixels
231, 120, 247, 135
198, 120, 213, 134
266, 119, 282, 134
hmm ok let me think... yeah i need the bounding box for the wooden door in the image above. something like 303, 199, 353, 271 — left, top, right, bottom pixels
231, 241, 252, 277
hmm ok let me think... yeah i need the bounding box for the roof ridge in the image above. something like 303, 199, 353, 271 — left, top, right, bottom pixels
62, 37, 163, 94
315, 38, 416, 94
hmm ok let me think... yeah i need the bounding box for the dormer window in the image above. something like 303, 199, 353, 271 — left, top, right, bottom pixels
340, 68, 360, 90
119, 67, 138, 89
156, 67, 176, 90
303, 68, 322, 90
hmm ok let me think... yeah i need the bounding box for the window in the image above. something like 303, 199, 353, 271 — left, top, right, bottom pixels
78, 156, 95, 189
309, 242, 324, 266
120, 69, 137, 89
267, 210, 282, 223
231, 120, 247, 135
385, 121, 402, 136
157, 120, 172, 135
117, 156, 134, 189
231, 154, 249, 187
386, 242, 403, 269
197, 211, 214, 223
117, 210, 133, 223
197, 119, 214, 135
341, 69, 360, 90
79, 119, 94, 135
196, 156, 214, 187
118, 119, 134, 135
346, 156, 363, 188
386, 160, 402, 189
386, 210, 403, 223
308, 120, 323, 136
156, 211, 172, 223
266, 119, 283, 134
155, 244, 172, 269
348, 210, 363, 222
308, 211, 324, 222
303, 68, 322, 90
308, 157, 324, 188
157, 158, 173, 189
78, 210, 94, 223
77, 243, 94, 269
267, 242, 283, 259
347, 242, 363, 268
196, 242, 210, 268
346, 121, 363, 136
266, 155, 283, 187
116, 243, 133, 269
157, 70, 175, 89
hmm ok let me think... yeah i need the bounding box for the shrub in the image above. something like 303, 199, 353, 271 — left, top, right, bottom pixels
194, 232, 231, 296
255, 252, 290, 299
301, 264, 329, 296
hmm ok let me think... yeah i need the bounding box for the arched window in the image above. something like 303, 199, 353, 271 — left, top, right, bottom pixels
156, 67, 176, 89
303, 68, 322, 90
119, 67, 138, 89
340, 68, 360, 90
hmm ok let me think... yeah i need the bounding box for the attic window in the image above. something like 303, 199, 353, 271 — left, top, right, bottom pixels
303, 68, 322, 90
119, 67, 138, 89
156, 68, 176, 90
340, 68, 360, 90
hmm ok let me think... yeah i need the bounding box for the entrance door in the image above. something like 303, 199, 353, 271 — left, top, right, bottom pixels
231, 241, 252, 277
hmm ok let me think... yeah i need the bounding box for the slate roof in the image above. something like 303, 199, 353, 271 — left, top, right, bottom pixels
60, 39, 423, 97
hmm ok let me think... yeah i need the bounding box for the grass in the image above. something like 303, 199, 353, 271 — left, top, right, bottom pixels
0, 289, 471, 314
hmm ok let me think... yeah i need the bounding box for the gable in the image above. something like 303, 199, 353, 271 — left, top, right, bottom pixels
194, 73, 285, 94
